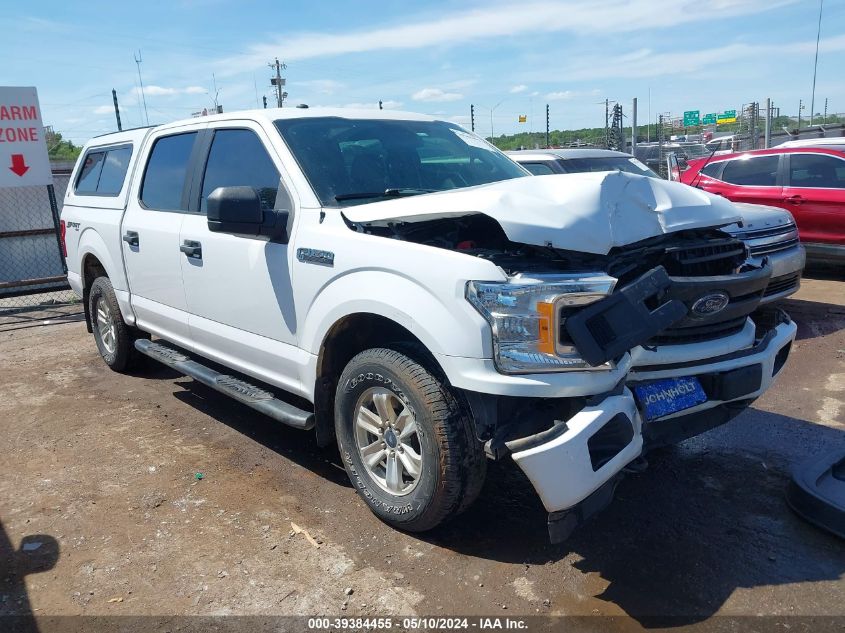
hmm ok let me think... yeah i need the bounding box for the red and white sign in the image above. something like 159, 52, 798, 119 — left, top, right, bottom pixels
0, 86, 52, 188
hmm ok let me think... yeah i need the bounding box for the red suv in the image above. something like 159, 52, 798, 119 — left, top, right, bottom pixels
681, 146, 845, 262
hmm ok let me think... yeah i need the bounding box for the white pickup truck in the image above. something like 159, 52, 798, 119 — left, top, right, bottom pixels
61, 109, 796, 542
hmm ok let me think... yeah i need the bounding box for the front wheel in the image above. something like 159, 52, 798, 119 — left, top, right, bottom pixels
335, 347, 486, 532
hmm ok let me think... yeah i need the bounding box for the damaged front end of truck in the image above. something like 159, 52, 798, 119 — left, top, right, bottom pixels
343, 171, 797, 542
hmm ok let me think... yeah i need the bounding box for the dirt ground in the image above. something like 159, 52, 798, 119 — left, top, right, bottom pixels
1, 268, 844, 630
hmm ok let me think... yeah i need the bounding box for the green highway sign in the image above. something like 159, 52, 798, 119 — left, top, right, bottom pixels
723, 109, 736, 117
702, 113, 717, 124
683, 110, 700, 126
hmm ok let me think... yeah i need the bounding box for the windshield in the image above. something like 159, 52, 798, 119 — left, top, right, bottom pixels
274, 117, 527, 206
559, 156, 659, 178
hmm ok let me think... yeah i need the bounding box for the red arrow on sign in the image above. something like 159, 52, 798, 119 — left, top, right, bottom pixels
9, 154, 30, 177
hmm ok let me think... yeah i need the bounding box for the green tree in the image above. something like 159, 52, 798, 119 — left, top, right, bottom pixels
45, 129, 81, 161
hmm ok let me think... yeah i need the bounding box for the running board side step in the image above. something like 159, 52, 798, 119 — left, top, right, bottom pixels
134, 339, 314, 430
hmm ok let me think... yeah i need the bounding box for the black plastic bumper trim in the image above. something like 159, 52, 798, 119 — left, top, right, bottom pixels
630, 309, 790, 374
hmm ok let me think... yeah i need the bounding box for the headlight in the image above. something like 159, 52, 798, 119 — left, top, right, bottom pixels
466, 273, 616, 374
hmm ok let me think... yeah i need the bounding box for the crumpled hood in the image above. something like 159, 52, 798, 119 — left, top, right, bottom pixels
342, 171, 743, 255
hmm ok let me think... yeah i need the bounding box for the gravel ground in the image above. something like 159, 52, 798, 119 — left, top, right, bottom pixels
1, 271, 843, 631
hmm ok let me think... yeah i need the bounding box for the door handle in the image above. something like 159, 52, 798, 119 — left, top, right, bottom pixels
122, 230, 139, 247
784, 195, 804, 205
180, 240, 202, 259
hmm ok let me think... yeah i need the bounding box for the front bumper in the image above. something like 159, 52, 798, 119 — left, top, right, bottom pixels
507, 312, 796, 517
754, 244, 805, 304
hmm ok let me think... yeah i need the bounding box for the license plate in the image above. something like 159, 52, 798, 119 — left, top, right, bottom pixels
633, 376, 707, 421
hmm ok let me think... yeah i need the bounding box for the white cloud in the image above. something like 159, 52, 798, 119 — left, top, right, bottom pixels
217, 0, 798, 69
130, 85, 207, 97
299, 79, 345, 95
510, 84, 528, 94
340, 100, 404, 110
538, 34, 845, 82
412, 88, 463, 102
545, 89, 601, 100
92, 105, 114, 115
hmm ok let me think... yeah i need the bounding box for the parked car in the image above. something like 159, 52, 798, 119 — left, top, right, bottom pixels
509, 149, 805, 302
776, 137, 845, 148
61, 109, 795, 543
705, 136, 740, 155
681, 146, 845, 262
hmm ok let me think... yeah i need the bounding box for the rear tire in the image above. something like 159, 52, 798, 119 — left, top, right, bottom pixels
88, 276, 140, 372
335, 347, 486, 532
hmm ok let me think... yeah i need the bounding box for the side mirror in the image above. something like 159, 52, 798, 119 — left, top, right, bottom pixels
207, 186, 263, 235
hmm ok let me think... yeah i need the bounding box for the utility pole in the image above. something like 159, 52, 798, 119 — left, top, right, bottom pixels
631, 97, 637, 156
810, 0, 824, 127
269, 58, 287, 108
765, 97, 771, 149
112, 89, 122, 132
134, 50, 149, 126
262, 95, 267, 109
470, 104, 475, 132
545, 104, 550, 148
798, 99, 804, 130
824, 97, 828, 124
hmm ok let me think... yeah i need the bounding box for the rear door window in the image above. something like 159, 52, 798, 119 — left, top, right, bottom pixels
788, 154, 845, 189
720, 155, 779, 186
75, 151, 106, 194
700, 161, 724, 179
140, 132, 198, 210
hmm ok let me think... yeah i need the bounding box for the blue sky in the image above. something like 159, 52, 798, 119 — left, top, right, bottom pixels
3, 0, 844, 145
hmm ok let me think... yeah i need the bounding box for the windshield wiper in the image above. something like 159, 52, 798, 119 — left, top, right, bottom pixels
334, 188, 436, 202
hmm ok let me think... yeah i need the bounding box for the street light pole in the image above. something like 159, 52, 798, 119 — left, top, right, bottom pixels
810, 0, 824, 127
490, 99, 505, 142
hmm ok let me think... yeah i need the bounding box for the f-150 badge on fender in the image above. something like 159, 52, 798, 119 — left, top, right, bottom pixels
296, 248, 334, 267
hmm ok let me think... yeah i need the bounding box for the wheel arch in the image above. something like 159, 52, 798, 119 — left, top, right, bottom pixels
77, 228, 134, 329
312, 312, 445, 448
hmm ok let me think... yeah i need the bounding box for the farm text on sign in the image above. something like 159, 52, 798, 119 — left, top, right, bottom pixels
0, 86, 52, 188
0, 104, 40, 142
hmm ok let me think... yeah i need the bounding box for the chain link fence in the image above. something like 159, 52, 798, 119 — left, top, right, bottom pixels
0, 170, 78, 314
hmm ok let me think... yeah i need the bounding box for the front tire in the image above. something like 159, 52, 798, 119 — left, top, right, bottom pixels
335, 347, 486, 532
88, 276, 140, 372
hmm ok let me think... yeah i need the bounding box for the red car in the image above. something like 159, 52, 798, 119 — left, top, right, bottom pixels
681, 146, 845, 262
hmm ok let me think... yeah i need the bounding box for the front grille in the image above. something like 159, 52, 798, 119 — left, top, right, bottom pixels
662, 240, 747, 277
648, 316, 748, 345
750, 237, 800, 256
763, 272, 801, 297
733, 224, 796, 240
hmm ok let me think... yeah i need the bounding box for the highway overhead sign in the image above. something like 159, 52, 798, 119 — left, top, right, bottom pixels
702, 113, 717, 124
683, 110, 700, 126
0, 86, 52, 188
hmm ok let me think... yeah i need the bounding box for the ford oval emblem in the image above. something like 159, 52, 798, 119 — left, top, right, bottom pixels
691, 292, 730, 317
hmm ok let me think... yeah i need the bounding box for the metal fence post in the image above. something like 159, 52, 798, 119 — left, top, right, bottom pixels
46, 184, 66, 273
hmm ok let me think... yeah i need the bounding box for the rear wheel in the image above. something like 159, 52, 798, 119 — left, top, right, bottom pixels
335, 347, 486, 532
89, 276, 142, 372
